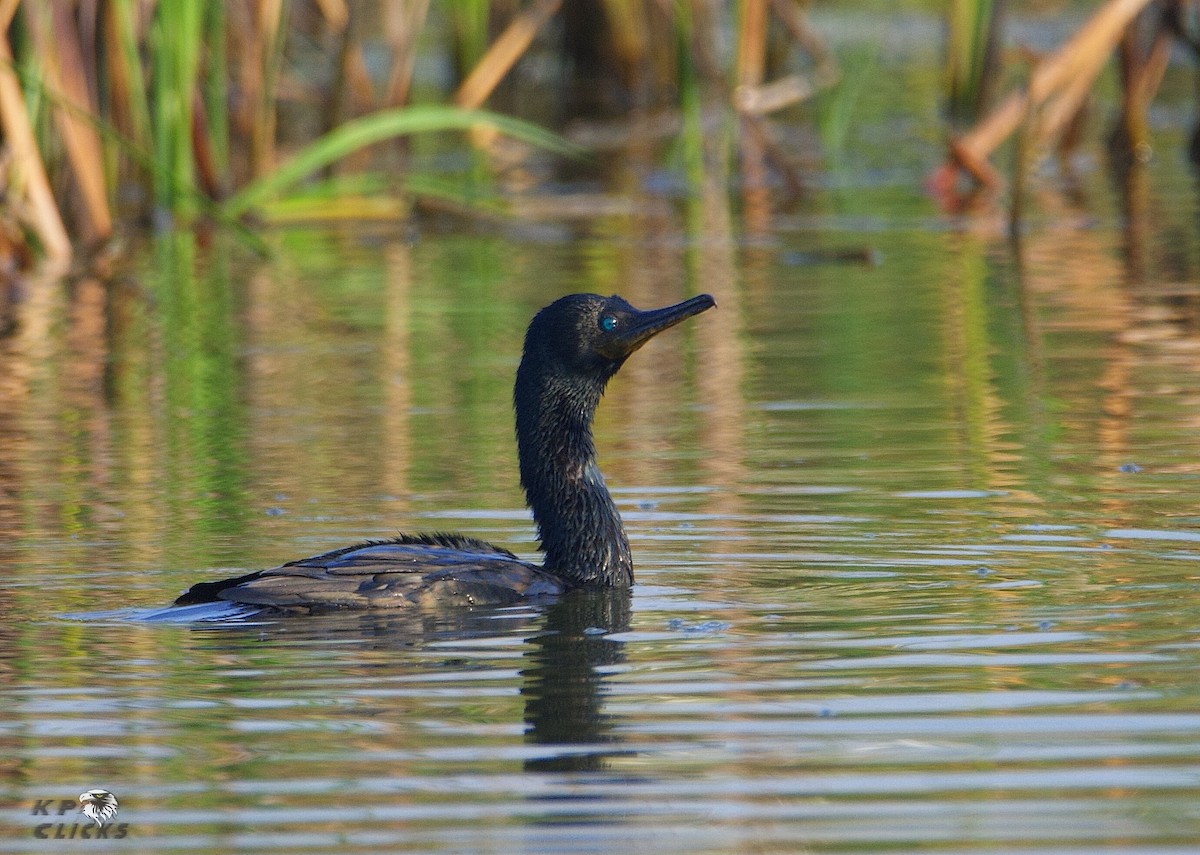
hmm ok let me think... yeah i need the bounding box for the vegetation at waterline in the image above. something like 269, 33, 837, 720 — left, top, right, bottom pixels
0, 2, 589, 262
0, 0, 1197, 267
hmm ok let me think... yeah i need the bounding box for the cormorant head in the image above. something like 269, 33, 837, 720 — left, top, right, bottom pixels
522, 292, 716, 384
515, 292, 715, 586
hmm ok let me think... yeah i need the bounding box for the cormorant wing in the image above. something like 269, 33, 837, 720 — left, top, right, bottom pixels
179, 535, 563, 611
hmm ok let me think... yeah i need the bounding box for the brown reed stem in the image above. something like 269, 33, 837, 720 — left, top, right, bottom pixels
384, 0, 431, 108
0, 0, 71, 260
735, 0, 768, 89
949, 0, 1155, 187
27, 1, 113, 242
768, 0, 838, 83
453, 0, 561, 109
191, 93, 223, 200
250, 0, 287, 177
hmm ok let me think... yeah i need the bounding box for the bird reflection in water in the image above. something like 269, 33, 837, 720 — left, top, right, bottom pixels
521, 588, 632, 774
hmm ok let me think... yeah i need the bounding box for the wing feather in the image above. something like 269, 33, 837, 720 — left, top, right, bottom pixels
176, 533, 563, 612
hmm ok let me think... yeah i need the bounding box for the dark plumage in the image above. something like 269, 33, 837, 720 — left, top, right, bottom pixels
172, 292, 715, 613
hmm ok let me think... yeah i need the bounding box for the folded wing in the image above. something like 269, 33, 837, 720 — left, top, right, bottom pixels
176, 534, 564, 611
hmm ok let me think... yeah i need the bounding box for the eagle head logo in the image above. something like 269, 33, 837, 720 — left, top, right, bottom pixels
78, 788, 118, 827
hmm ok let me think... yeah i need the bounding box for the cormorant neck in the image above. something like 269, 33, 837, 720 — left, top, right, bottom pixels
514, 359, 632, 588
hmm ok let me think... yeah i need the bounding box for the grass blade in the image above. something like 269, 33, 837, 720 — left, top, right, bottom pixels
220, 105, 581, 219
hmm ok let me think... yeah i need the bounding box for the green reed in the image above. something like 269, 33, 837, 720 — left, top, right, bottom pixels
946, 0, 1000, 123
150, 2, 204, 217
2, 0, 856, 259
452, 0, 493, 78
2, 0, 574, 255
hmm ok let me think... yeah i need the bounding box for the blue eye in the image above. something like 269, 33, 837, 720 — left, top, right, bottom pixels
600, 315, 618, 332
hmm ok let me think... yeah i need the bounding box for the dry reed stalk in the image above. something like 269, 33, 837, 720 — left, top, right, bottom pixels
191, 94, 223, 199
249, 0, 285, 177
734, 4, 837, 118
26, 1, 113, 242
598, 0, 648, 76
329, 5, 376, 128
1099, 14, 1171, 165
104, 0, 151, 153
768, 0, 838, 84
1110, 18, 1173, 155
948, 0, 1156, 187
734, 0, 768, 88
740, 109, 803, 198
343, 43, 376, 111
1035, 6, 1169, 151
230, 3, 257, 162
730, 0, 811, 198
733, 73, 813, 115
733, 0, 769, 199
383, 0, 431, 107
1134, 27, 1173, 107
326, 4, 377, 173
0, 0, 71, 261
313, 0, 347, 30
564, 110, 683, 150
327, 17, 351, 118
453, 0, 561, 109
686, 0, 724, 85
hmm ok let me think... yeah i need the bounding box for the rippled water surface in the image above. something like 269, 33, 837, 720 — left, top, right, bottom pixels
6, 13, 1200, 855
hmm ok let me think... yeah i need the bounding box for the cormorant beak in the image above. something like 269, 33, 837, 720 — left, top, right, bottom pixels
611, 294, 715, 358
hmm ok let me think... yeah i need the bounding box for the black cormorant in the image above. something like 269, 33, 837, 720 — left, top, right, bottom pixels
173, 292, 715, 612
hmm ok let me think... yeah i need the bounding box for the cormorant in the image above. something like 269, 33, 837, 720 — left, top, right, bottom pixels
172, 292, 715, 612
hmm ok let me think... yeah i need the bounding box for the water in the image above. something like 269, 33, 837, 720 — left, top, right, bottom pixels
6, 17, 1200, 855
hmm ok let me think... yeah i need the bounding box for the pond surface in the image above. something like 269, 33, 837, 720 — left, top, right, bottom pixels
5, 11, 1200, 854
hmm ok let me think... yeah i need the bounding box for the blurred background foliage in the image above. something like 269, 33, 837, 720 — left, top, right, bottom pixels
0, 0, 1195, 270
